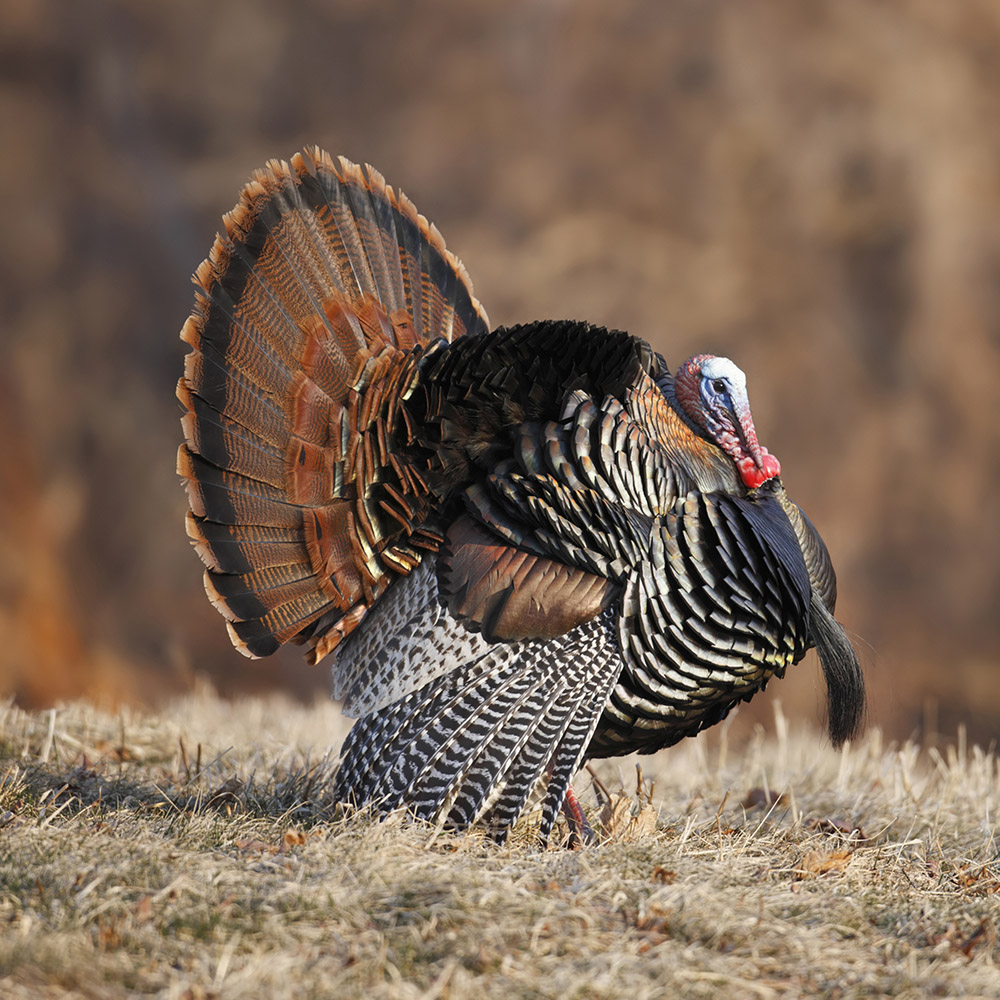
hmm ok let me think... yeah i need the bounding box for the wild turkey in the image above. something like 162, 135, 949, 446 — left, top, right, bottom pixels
178, 147, 865, 844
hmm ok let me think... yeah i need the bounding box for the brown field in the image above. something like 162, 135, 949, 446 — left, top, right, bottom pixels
1, 692, 997, 999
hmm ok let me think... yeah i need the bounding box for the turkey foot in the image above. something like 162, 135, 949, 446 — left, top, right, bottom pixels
561, 784, 595, 848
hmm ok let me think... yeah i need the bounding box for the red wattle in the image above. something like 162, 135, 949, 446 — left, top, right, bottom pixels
737, 449, 781, 489
761, 451, 781, 480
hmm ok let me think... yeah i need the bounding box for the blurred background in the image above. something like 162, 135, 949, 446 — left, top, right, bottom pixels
2, 0, 999, 745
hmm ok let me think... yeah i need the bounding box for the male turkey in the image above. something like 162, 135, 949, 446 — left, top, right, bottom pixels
178, 147, 864, 844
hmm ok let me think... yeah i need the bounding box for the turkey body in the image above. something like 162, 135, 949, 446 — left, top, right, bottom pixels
178, 148, 865, 844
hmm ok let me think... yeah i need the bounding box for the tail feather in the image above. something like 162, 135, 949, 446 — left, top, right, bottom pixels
391, 189, 427, 340
186, 515, 304, 575
206, 578, 329, 648
339, 164, 404, 311
207, 563, 320, 613
179, 448, 303, 528
299, 158, 381, 303
228, 605, 332, 658
179, 148, 489, 659
178, 386, 287, 489
180, 336, 292, 445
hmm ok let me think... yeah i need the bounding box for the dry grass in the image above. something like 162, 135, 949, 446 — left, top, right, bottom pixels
0, 692, 997, 999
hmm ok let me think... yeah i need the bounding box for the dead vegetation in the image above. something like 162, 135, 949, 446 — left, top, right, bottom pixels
4, 2, 1000, 743
0, 693, 997, 999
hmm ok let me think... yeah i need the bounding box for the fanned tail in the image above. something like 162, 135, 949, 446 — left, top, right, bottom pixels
178, 148, 489, 662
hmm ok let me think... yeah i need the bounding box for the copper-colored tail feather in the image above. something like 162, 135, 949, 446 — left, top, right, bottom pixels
178, 148, 489, 661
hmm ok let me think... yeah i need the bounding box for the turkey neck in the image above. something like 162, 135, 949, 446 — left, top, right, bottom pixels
651, 368, 745, 496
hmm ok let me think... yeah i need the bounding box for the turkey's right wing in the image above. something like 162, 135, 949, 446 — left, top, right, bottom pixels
333, 606, 625, 844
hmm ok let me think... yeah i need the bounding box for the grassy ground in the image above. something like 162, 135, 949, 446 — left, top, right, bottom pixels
0, 692, 997, 999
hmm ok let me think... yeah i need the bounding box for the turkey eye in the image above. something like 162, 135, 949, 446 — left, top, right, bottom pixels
711, 379, 726, 394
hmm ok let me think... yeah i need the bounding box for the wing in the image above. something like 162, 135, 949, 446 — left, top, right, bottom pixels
333, 607, 625, 843
422, 329, 685, 638
330, 324, 673, 839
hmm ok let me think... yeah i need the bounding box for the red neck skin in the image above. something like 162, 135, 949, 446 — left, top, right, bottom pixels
674, 355, 781, 490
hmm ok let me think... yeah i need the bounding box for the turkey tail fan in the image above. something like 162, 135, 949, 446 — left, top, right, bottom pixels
178, 148, 489, 663
809, 591, 866, 746
333, 610, 625, 844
